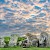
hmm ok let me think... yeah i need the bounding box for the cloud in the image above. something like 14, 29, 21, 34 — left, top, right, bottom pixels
0, 0, 50, 36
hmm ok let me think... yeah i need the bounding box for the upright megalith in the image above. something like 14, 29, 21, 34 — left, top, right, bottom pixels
39, 32, 48, 47
9, 34, 18, 47
0, 37, 5, 47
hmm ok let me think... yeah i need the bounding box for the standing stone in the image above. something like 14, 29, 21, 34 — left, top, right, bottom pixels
9, 34, 18, 47
47, 33, 50, 47
0, 37, 5, 47
39, 32, 48, 47
26, 33, 38, 47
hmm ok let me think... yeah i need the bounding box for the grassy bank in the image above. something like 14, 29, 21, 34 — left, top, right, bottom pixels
0, 47, 50, 50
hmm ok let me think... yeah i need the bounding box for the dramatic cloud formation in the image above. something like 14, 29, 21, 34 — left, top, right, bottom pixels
0, 0, 50, 36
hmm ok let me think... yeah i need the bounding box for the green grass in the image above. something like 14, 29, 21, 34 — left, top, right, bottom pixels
0, 47, 50, 50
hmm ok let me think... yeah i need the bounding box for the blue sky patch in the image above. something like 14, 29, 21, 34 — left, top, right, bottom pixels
0, 0, 5, 4
39, 0, 46, 3
35, 6, 41, 10
22, 10, 29, 15
48, 0, 50, 3
38, 13, 46, 17
13, 0, 20, 2
3, 7, 16, 12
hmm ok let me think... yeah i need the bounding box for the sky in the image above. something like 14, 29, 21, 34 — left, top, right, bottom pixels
0, 0, 50, 36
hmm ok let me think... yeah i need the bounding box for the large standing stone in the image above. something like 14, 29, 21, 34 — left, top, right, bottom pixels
0, 37, 5, 47
47, 33, 50, 47
39, 32, 48, 47
9, 34, 18, 47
